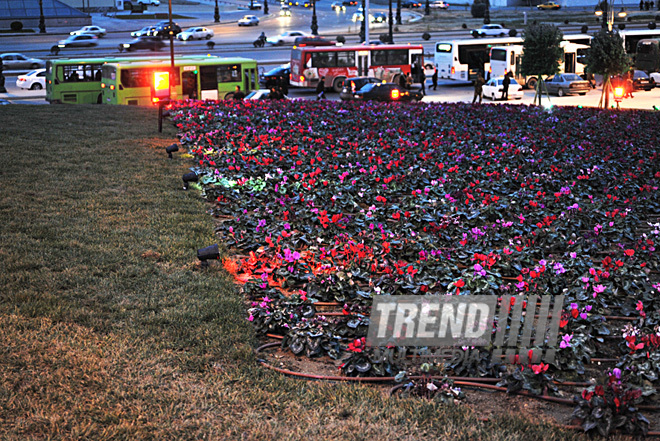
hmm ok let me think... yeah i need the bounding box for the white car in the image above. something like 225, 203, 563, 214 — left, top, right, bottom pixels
70, 25, 106, 37
650, 72, 660, 86
137, 0, 160, 5
430, 0, 449, 8
176, 27, 214, 40
15, 69, 46, 90
482, 76, 524, 101
57, 34, 98, 48
471, 24, 512, 38
266, 30, 311, 45
131, 26, 157, 37
245, 89, 291, 100
238, 15, 260, 26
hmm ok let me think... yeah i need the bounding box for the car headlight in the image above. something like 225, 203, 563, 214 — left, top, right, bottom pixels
123, 44, 130, 47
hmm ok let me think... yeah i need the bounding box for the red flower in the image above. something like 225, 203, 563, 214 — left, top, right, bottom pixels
624, 249, 635, 257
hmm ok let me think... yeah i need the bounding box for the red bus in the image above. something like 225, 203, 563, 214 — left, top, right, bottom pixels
290, 44, 425, 92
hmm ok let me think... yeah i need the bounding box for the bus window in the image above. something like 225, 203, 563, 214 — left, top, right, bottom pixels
336, 51, 355, 67
312, 52, 334, 67
490, 48, 507, 62
217, 64, 240, 82
372, 49, 408, 66
200, 65, 217, 90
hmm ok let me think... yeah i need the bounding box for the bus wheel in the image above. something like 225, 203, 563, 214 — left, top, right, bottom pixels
332, 77, 345, 93
526, 78, 537, 90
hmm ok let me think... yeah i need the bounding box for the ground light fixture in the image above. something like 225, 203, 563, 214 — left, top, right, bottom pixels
165, 143, 179, 159
182, 171, 198, 190
197, 244, 220, 267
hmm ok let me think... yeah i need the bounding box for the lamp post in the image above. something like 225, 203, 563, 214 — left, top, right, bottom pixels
359, 0, 366, 42
388, 0, 394, 43
396, 0, 401, 24
214, 0, 220, 22
311, 0, 318, 34
264, 0, 268, 15
425, 0, 430, 15
38, 0, 46, 33
595, 0, 626, 31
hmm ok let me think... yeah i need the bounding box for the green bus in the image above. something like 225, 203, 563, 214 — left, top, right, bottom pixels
101, 57, 259, 105
46, 57, 123, 104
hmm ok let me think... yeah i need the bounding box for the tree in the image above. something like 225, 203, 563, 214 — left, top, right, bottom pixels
520, 24, 564, 105
583, 30, 630, 109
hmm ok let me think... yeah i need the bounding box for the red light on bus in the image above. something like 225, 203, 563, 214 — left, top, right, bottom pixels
451, 66, 455, 75
110, 85, 115, 90
101, 83, 106, 88
391, 89, 400, 100
300, 75, 305, 82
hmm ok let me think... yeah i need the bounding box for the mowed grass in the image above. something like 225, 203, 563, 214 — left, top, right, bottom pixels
0, 105, 601, 440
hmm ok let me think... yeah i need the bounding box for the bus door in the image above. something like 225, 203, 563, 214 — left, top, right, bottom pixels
182, 67, 199, 100
564, 52, 576, 73
244, 66, 257, 91
357, 52, 369, 76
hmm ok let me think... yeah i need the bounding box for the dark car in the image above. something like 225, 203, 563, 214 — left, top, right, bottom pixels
353, 82, 423, 102
402, 0, 422, 7
340, 76, 382, 100
119, 36, 165, 52
342, 0, 358, 5
152, 22, 182, 38
632, 70, 655, 91
293, 36, 335, 46
259, 64, 291, 89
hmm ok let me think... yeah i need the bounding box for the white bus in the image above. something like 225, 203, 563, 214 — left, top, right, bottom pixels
433, 34, 591, 83
620, 29, 660, 54
489, 41, 589, 89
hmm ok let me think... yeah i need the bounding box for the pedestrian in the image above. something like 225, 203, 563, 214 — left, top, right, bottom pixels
431, 67, 438, 91
269, 87, 282, 99
413, 61, 425, 95
500, 71, 511, 100
406, 72, 413, 89
316, 76, 326, 100
625, 72, 634, 98
472, 72, 486, 104
586, 72, 596, 89
652, 0, 655, 8
232, 85, 245, 100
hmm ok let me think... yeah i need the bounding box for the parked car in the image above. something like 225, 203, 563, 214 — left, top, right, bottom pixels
402, 0, 422, 7
131, 26, 158, 37
266, 30, 311, 45
293, 36, 335, 46
471, 24, 512, 38
280, 5, 292, 15
15, 68, 46, 90
631, 70, 655, 91
482, 76, 524, 100
0, 53, 45, 70
248, 1, 262, 9
545, 73, 590, 96
151, 22, 182, 38
119, 36, 165, 52
238, 15, 260, 26
259, 63, 291, 88
176, 27, 214, 40
430, 0, 449, 8
353, 82, 423, 101
331, 1, 346, 10
57, 34, 98, 48
137, 0, 160, 5
245, 89, 291, 100
340, 76, 382, 100
537, 1, 560, 9
70, 25, 106, 37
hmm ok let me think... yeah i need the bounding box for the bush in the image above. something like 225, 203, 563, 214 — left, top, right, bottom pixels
336, 35, 346, 43
581, 24, 588, 33
462, 23, 467, 28
470, 2, 487, 18
618, 23, 626, 30
10, 21, 23, 31
509, 28, 517, 37
650, 21, 657, 29
422, 32, 431, 40
564, 19, 569, 24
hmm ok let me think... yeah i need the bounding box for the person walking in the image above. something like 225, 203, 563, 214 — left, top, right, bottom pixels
625, 72, 634, 98
472, 72, 486, 104
500, 71, 511, 101
431, 67, 438, 91
405, 72, 413, 90
316, 76, 326, 100
232, 85, 245, 100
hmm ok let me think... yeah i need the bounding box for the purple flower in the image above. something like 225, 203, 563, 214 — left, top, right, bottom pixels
612, 368, 621, 379
559, 334, 573, 349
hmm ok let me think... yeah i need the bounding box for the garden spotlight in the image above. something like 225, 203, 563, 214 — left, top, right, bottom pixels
197, 244, 220, 267
182, 171, 198, 190
165, 143, 179, 159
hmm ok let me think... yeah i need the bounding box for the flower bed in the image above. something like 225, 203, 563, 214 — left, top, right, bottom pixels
169, 100, 660, 434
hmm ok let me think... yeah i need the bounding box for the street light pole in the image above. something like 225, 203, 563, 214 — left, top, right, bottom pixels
38, 0, 46, 33
264, 0, 268, 15
388, 0, 393, 43
425, 0, 430, 15
311, 0, 318, 34
396, 0, 401, 25
214, 0, 220, 22
359, 0, 366, 42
